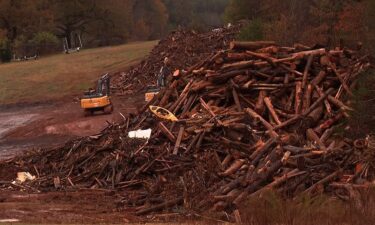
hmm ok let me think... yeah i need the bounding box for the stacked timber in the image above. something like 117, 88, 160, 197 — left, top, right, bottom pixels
1, 41, 373, 222
111, 25, 241, 95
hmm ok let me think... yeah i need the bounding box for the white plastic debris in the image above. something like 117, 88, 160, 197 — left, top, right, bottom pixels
15, 172, 36, 183
128, 129, 152, 139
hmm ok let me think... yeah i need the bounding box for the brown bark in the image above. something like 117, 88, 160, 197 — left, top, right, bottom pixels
295, 81, 303, 114
245, 108, 279, 139
255, 90, 267, 115
173, 126, 185, 155
264, 97, 282, 125
157, 122, 176, 142
232, 87, 242, 112
306, 129, 327, 151
219, 159, 246, 176
230, 41, 276, 50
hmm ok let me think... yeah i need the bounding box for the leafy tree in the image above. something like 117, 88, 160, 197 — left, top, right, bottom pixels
51, 0, 98, 48
362, 0, 375, 53
30, 32, 58, 45
191, 0, 229, 29
132, 0, 168, 40
0, 38, 11, 62
0, 0, 45, 42
336, 1, 366, 43
163, 0, 229, 30
86, 0, 133, 46
224, 0, 266, 22
225, 0, 370, 46
163, 0, 194, 28
238, 19, 264, 41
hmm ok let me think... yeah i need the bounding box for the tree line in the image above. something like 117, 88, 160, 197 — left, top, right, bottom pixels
0, 0, 374, 62
0, 0, 229, 60
225, 0, 375, 50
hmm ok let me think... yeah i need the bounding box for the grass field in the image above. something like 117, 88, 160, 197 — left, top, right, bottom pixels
0, 41, 157, 104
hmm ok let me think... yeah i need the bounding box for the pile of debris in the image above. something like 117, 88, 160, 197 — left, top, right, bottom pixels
1, 41, 373, 221
111, 25, 241, 95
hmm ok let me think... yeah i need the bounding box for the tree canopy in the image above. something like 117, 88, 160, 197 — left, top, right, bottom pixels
225, 0, 375, 48
0, 0, 230, 58
0, 0, 373, 60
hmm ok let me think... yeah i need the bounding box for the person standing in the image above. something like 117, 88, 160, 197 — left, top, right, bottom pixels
157, 57, 170, 88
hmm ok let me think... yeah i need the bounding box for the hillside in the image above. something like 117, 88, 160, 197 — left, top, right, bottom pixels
0, 41, 157, 105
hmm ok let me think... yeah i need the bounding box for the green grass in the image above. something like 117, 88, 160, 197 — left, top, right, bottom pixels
0, 41, 157, 104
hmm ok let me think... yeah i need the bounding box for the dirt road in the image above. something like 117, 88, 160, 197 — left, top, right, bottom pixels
0, 95, 151, 223
0, 95, 142, 160
0, 190, 199, 224
0, 190, 139, 224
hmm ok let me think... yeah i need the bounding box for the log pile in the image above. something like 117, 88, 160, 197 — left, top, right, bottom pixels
111, 25, 241, 95
1, 41, 373, 221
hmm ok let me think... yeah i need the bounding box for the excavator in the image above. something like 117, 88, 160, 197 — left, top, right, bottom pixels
80, 73, 113, 116
145, 61, 170, 102
145, 85, 160, 102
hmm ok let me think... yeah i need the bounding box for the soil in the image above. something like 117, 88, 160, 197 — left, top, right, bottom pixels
0, 190, 138, 224
0, 94, 147, 224
0, 189, 199, 224
0, 95, 143, 160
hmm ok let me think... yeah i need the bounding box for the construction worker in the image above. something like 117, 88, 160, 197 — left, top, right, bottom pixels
157, 57, 170, 88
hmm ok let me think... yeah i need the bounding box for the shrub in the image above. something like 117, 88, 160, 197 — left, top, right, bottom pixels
237, 19, 264, 41
29, 32, 60, 55
0, 38, 12, 62
30, 32, 59, 46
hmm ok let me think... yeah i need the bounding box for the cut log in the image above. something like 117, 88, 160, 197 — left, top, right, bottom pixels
295, 82, 303, 114
302, 54, 314, 92
264, 97, 282, 125
245, 108, 279, 139
230, 41, 276, 50
291, 48, 326, 59
232, 87, 242, 112
158, 122, 176, 142
219, 159, 246, 176
311, 71, 327, 86
302, 84, 313, 112
255, 90, 267, 115
173, 126, 185, 155
306, 129, 327, 151
330, 65, 353, 96
303, 171, 341, 194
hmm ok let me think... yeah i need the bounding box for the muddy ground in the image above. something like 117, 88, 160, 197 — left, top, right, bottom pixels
0, 190, 139, 224
0, 95, 150, 224
0, 95, 142, 160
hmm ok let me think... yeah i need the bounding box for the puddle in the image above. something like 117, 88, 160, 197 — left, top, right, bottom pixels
0, 112, 38, 138
0, 144, 30, 160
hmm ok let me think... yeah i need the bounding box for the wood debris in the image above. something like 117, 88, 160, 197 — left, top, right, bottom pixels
111, 25, 241, 94
1, 41, 373, 222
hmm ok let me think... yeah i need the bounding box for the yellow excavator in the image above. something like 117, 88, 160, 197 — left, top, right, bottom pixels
80, 73, 113, 116
145, 85, 160, 102
145, 62, 170, 102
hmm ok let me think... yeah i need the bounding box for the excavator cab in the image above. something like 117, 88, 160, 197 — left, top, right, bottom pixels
145, 85, 160, 102
80, 73, 113, 116
145, 65, 168, 102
